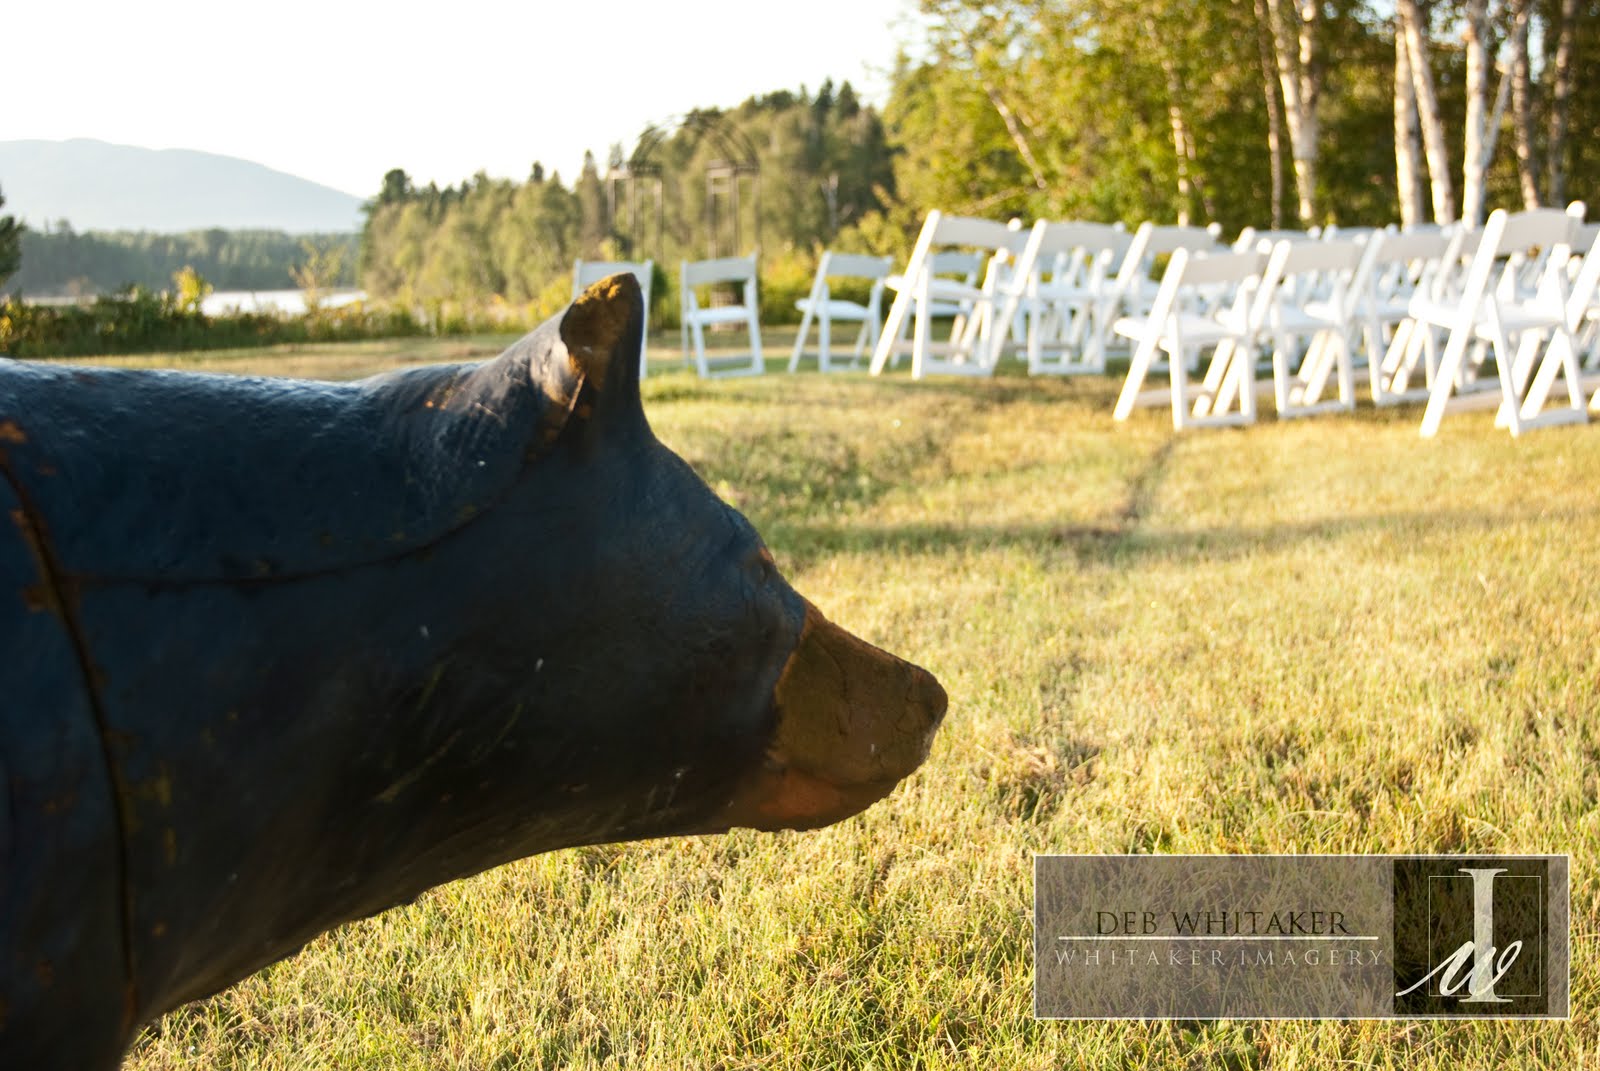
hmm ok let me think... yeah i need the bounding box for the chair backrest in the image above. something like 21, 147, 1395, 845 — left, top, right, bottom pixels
1149, 248, 1266, 310
1264, 237, 1364, 317
927, 213, 1021, 251
1321, 224, 1380, 242
1233, 227, 1311, 252
896, 211, 1024, 287
805, 251, 895, 310
925, 250, 986, 280
1497, 207, 1579, 253
1115, 222, 1219, 286
817, 251, 894, 281
573, 258, 653, 300
1141, 223, 1223, 258
682, 252, 758, 289
1565, 225, 1600, 327
1023, 221, 1129, 268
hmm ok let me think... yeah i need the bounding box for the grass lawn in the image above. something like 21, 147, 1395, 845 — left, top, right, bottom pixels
72, 332, 1596, 1069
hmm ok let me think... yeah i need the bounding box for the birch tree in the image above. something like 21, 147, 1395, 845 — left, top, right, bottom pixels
1459, 0, 1493, 226
1393, 25, 1425, 226
1509, 0, 1541, 207
1545, 0, 1578, 205
1262, 0, 1322, 225
1254, 0, 1288, 229
1396, 0, 1456, 223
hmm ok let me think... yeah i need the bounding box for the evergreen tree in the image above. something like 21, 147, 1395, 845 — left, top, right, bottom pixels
0, 186, 24, 291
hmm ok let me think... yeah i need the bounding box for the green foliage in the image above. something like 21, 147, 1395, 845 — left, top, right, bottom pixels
10, 226, 359, 297
358, 84, 894, 328
172, 265, 213, 314
0, 186, 21, 290
0, 290, 421, 359
289, 238, 349, 313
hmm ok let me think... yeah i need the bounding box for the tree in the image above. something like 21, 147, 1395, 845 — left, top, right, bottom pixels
1545, 0, 1578, 204
290, 239, 348, 313
1262, 0, 1324, 225
1508, 0, 1541, 208
1393, 19, 1426, 226
576, 151, 607, 258
1396, 0, 1457, 223
172, 265, 212, 314
0, 186, 23, 291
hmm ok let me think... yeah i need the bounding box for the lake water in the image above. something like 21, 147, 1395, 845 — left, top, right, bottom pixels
201, 289, 366, 317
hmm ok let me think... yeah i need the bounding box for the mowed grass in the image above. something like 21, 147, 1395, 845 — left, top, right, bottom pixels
92, 333, 1598, 1069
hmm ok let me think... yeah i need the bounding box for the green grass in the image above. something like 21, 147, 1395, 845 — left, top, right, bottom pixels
95, 334, 1598, 1069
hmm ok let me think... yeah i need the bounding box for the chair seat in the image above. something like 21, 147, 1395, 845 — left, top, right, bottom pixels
1299, 299, 1345, 324
689, 305, 757, 327
795, 298, 870, 320
1112, 312, 1238, 348
1408, 294, 1565, 337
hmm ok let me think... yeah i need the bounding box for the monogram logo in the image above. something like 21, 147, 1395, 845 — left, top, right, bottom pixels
1392, 858, 1548, 1016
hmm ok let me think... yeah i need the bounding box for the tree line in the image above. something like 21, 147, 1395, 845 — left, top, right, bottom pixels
894, 0, 1594, 232
358, 80, 892, 325
358, 3, 1594, 321
3, 3, 1594, 333
5, 225, 357, 298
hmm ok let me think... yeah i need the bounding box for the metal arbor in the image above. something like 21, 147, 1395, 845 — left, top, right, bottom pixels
606, 112, 762, 263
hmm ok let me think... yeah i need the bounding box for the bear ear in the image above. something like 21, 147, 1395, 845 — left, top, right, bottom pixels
560, 272, 645, 405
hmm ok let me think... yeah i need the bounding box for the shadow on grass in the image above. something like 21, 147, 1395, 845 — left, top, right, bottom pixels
769, 503, 1600, 572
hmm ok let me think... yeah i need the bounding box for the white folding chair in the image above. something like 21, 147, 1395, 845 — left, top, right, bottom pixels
788, 251, 894, 373
574, 258, 652, 378
680, 252, 763, 378
1232, 226, 1313, 251
1567, 221, 1600, 370
1356, 229, 1454, 406
1088, 222, 1223, 368
1415, 208, 1589, 436
869, 211, 1025, 379
1260, 238, 1366, 418
1112, 248, 1273, 430
990, 220, 1131, 375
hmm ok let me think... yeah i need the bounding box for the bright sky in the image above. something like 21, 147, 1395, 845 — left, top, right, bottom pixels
11, 0, 921, 198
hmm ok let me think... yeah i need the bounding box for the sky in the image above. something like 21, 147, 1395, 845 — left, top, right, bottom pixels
11, 0, 921, 198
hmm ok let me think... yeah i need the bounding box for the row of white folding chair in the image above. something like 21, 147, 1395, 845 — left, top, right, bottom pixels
1353, 228, 1456, 406
1111, 247, 1273, 429
986, 220, 1130, 375
868, 211, 1025, 379
994, 219, 1220, 375
1407, 207, 1598, 436
572, 258, 653, 378
866, 213, 1230, 380
1110, 238, 1381, 429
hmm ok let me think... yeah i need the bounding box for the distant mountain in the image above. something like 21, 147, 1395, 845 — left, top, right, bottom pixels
0, 139, 364, 233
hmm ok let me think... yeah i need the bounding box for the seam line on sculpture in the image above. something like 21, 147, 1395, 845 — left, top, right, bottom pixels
53, 378, 592, 592
0, 457, 142, 1027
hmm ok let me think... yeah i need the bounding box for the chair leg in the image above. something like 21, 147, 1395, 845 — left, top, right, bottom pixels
788, 304, 815, 372
871, 290, 912, 375
912, 294, 930, 381
1114, 331, 1162, 422
749, 310, 764, 374
1169, 343, 1190, 430
1420, 321, 1475, 437
692, 320, 709, 378
818, 310, 832, 373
